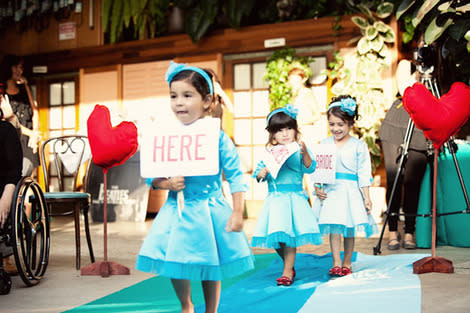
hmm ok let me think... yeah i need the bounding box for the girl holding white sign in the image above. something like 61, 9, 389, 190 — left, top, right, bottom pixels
251, 104, 322, 286
313, 95, 377, 277
136, 62, 254, 313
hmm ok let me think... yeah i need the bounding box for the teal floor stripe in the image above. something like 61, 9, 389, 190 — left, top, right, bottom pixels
66, 252, 425, 313
65, 254, 277, 313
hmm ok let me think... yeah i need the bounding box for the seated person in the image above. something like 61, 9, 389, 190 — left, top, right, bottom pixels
0, 91, 23, 274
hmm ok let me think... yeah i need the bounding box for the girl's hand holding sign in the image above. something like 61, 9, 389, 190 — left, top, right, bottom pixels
152, 176, 185, 191
256, 167, 269, 181
314, 185, 327, 200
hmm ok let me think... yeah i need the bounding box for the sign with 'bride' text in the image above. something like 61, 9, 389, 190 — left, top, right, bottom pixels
309, 144, 336, 184
140, 118, 220, 178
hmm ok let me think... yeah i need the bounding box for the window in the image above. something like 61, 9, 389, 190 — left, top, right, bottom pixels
48, 80, 76, 138
46, 79, 78, 192
231, 61, 270, 200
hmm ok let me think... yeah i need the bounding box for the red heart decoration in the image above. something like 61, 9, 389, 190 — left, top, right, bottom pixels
87, 105, 138, 170
403, 82, 470, 149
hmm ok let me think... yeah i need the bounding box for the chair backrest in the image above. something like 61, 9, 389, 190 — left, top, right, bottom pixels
40, 135, 91, 193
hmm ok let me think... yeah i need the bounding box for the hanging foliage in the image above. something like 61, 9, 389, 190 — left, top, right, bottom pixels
329, 2, 396, 171
173, 0, 255, 43
102, 0, 170, 44
264, 47, 313, 110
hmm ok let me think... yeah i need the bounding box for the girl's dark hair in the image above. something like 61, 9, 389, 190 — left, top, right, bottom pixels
0, 107, 4, 120
327, 95, 359, 126
203, 67, 222, 117
171, 70, 212, 97
0, 54, 23, 82
266, 111, 299, 145
170, 69, 214, 112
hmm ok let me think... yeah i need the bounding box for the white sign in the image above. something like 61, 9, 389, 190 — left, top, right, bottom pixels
262, 142, 300, 179
140, 118, 220, 178
32, 66, 48, 73
309, 144, 336, 184
264, 37, 286, 48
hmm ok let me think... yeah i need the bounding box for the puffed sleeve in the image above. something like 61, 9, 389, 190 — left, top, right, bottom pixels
220, 131, 247, 193
357, 140, 373, 187
253, 160, 273, 182
4, 122, 23, 185
252, 160, 266, 179
301, 149, 316, 174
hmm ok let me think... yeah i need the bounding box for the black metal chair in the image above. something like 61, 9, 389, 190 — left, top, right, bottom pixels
39, 135, 95, 270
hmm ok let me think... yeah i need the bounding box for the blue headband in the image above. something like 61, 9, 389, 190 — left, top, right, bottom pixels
267, 104, 298, 124
165, 61, 214, 95
328, 97, 357, 116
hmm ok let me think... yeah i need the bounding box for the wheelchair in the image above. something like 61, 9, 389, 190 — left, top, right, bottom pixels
0, 176, 50, 295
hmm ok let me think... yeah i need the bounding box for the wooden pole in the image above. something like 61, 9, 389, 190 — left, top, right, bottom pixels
80, 168, 130, 277
412, 148, 454, 274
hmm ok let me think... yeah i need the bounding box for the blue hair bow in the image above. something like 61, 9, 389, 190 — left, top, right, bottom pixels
266, 103, 298, 124
165, 61, 214, 95
328, 97, 357, 116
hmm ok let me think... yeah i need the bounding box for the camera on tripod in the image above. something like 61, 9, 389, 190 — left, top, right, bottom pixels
413, 45, 436, 75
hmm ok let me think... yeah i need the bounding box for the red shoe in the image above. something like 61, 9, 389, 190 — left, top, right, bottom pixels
277, 268, 295, 282
277, 276, 294, 286
341, 267, 353, 276
329, 266, 342, 277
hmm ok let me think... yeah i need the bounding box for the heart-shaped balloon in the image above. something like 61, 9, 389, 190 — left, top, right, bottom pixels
403, 82, 470, 149
87, 105, 138, 170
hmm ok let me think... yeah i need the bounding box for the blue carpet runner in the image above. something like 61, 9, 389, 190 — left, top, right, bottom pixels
66, 252, 425, 313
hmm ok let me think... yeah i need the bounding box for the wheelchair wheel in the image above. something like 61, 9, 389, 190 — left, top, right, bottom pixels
10, 177, 50, 287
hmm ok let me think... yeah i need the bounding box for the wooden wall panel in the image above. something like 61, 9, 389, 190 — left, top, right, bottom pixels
79, 66, 119, 131
123, 60, 172, 99
0, 0, 101, 56
23, 15, 361, 74
122, 60, 173, 126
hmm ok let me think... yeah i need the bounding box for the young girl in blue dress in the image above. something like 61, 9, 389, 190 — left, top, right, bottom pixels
312, 95, 377, 277
251, 105, 322, 286
136, 62, 254, 313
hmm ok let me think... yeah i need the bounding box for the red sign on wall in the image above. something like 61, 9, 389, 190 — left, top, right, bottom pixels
59, 22, 76, 40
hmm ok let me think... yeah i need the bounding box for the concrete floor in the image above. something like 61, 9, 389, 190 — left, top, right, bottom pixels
1, 215, 470, 313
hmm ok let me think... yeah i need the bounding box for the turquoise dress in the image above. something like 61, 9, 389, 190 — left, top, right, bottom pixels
136, 131, 254, 281
251, 149, 323, 248
312, 136, 378, 238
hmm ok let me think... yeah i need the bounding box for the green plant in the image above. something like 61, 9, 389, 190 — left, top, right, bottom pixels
264, 47, 313, 110
396, 0, 470, 85
174, 0, 255, 43
324, 51, 344, 80
328, 2, 396, 172
102, 0, 170, 44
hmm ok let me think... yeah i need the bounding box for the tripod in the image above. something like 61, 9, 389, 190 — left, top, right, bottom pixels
373, 71, 470, 255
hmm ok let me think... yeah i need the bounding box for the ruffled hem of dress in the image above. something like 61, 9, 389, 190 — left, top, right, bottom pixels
135, 254, 255, 281
251, 232, 323, 249
319, 223, 378, 238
